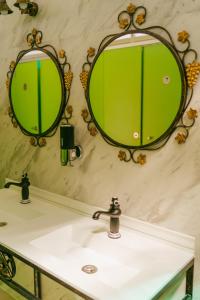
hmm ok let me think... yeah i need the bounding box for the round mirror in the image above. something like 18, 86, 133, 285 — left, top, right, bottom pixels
88, 31, 185, 148
10, 49, 65, 136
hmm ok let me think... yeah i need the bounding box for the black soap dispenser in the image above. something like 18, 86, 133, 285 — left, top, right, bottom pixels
60, 124, 81, 166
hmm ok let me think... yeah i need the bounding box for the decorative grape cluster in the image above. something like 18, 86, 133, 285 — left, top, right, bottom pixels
186, 62, 200, 88
80, 70, 89, 90
64, 70, 73, 90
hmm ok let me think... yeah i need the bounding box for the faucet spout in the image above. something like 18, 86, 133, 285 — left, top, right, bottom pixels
4, 182, 22, 188
92, 210, 111, 220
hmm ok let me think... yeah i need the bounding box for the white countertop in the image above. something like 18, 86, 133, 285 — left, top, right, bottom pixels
0, 185, 195, 300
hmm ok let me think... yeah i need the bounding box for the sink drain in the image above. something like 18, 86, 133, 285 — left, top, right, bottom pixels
81, 265, 98, 274
0, 222, 7, 227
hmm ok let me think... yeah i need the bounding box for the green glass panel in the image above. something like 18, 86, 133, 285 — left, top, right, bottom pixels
89, 54, 105, 129
142, 43, 182, 145
90, 46, 142, 146
11, 61, 39, 134
10, 50, 63, 136
89, 33, 183, 148
40, 58, 62, 133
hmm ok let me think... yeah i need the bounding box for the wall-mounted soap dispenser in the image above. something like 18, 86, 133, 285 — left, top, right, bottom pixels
60, 124, 82, 166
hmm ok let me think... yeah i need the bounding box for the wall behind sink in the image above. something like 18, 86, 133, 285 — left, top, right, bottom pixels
0, 0, 200, 296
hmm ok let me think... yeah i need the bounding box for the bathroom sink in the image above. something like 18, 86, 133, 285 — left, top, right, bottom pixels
30, 217, 191, 292
0, 202, 43, 221
31, 218, 143, 260
0, 189, 43, 221
0, 206, 43, 221
30, 219, 141, 289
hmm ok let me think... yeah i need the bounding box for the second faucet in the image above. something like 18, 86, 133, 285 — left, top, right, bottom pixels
92, 197, 121, 239
4, 173, 30, 204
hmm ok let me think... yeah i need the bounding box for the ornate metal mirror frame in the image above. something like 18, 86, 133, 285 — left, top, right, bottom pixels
7, 28, 73, 147
80, 3, 200, 165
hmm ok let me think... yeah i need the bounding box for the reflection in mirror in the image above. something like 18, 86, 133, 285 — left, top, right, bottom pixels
89, 32, 183, 147
11, 50, 62, 135
7, 29, 73, 147
80, 3, 199, 164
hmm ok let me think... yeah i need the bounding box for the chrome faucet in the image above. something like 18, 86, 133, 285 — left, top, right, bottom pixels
4, 173, 30, 204
92, 197, 121, 239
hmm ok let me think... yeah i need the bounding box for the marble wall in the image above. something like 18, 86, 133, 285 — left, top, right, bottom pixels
0, 0, 200, 298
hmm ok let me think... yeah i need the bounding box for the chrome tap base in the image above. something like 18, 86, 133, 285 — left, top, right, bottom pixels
108, 231, 121, 239
20, 199, 31, 204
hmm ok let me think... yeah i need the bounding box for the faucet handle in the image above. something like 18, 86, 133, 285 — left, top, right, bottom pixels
21, 173, 30, 186
111, 197, 120, 208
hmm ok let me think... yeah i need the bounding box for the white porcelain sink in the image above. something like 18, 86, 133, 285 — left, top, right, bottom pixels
30, 219, 141, 288
0, 206, 43, 221
0, 189, 43, 221
30, 217, 192, 293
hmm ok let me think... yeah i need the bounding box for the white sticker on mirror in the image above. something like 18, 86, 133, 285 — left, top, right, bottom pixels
133, 132, 139, 139
163, 76, 170, 85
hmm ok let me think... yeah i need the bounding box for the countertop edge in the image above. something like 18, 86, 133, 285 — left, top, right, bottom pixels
5, 178, 195, 251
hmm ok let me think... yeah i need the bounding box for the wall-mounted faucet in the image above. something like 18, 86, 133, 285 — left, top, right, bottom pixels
4, 173, 30, 204
92, 197, 121, 239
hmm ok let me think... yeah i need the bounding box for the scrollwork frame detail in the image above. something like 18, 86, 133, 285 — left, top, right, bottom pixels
0, 250, 16, 281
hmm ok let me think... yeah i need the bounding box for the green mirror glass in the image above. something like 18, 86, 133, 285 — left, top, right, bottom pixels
7, 29, 73, 147
81, 3, 199, 164
10, 50, 63, 135
88, 32, 184, 148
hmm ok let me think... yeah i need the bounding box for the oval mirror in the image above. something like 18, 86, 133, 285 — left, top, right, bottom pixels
10, 49, 65, 136
88, 31, 185, 148
7, 29, 73, 147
